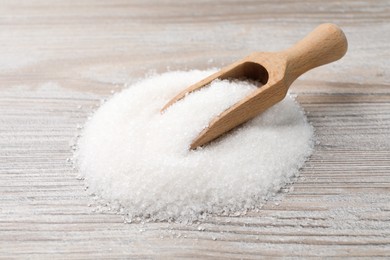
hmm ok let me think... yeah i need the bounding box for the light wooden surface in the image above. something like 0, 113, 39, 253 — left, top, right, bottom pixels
1, 0, 389, 258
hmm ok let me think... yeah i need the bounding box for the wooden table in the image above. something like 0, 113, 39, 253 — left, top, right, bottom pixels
1, 0, 389, 258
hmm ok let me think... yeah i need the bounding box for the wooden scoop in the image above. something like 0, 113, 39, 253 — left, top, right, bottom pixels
162, 23, 348, 149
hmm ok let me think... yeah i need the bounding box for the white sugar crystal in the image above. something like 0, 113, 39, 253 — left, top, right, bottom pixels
76, 70, 314, 222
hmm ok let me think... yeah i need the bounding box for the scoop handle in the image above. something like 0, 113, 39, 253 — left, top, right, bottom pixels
282, 23, 348, 81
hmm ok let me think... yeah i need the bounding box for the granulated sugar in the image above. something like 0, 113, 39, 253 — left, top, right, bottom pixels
76, 70, 314, 222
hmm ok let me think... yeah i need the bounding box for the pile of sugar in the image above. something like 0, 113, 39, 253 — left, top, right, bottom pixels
76, 70, 314, 222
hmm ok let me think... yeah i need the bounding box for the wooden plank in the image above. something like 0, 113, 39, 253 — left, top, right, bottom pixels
0, 0, 389, 258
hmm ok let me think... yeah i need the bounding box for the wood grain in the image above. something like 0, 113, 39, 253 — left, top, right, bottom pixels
0, 0, 389, 258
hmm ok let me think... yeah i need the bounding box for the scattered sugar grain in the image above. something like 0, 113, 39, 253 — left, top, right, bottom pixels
76, 70, 314, 222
